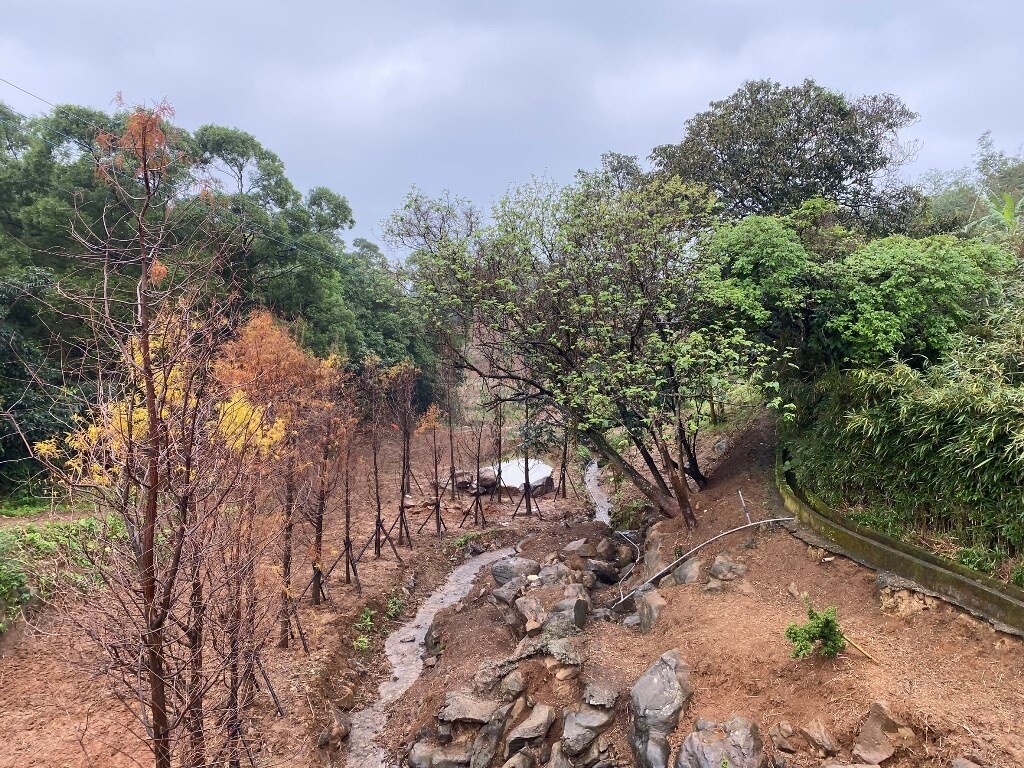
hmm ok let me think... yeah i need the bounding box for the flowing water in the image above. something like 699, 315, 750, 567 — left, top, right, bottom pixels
345, 546, 515, 767
584, 460, 611, 524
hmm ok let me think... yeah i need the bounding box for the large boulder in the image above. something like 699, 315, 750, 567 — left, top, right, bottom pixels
636, 588, 667, 633
408, 741, 472, 768
628, 650, 693, 768
493, 557, 542, 586
506, 703, 557, 756
643, 521, 675, 577
709, 553, 747, 581
584, 559, 620, 584
471, 703, 515, 768
561, 703, 615, 756
674, 715, 766, 768
494, 576, 529, 605
478, 467, 498, 490
437, 692, 501, 724
852, 702, 914, 765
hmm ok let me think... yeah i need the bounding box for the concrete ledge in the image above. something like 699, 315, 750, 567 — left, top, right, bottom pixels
776, 451, 1024, 636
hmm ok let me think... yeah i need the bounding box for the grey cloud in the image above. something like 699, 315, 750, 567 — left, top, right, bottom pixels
1, 1, 1022, 246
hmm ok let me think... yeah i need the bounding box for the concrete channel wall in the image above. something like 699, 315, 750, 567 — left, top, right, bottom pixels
775, 452, 1024, 636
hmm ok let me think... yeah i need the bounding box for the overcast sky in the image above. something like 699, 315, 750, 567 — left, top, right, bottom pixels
2, 1, 1023, 249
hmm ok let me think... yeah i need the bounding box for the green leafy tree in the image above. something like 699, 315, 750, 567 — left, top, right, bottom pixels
651, 79, 920, 231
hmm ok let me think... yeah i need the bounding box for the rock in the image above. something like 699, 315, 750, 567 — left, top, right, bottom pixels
516, 596, 547, 637
675, 716, 765, 768
822, 765, 880, 768
424, 656, 438, 667
582, 680, 618, 709
852, 701, 909, 765
336, 684, 355, 710
643, 521, 674, 577
562, 583, 591, 604
547, 637, 585, 666
673, 559, 703, 585
580, 570, 598, 589
713, 437, 730, 457
623, 613, 642, 628
799, 718, 838, 757
564, 538, 588, 554
951, 760, 982, 768
454, 470, 476, 490
546, 743, 575, 768
541, 610, 583, 641
425, 620, 443, 656
616, 544, 638, 569
437, 692, 501, 724
786, 582, 801, 600
628, 649, 693, 768
529, 474, 556, 496
471, 703, 515, 768
584, 559, 620, 584
506, 703, 557, 756
709, 553, 748, 581
590, 608, 615, 622
675, 715, 765, 768
501, 669, 526, 699
637, 588, 667, 632
595, 537, 616, 560
550, 598, 589, 630
437, 720, 452, 744
409, 741, 472, 768
704, 578, 724, 594
494, 576, 529, 605
737, 580, 756, 596
501, 753, 534, 768
768, 722, 795, 753
554, 664, 580, 681
493, 557, 542, 586
562, 704, 616, 756
538, 562, 577, 586
478, 467, 498, 489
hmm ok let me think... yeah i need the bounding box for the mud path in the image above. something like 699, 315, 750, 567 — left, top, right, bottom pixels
345, 546, 516, 767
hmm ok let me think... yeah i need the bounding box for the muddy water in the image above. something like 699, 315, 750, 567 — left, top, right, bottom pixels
345, 546, 515, 767
584, 460, 611, 524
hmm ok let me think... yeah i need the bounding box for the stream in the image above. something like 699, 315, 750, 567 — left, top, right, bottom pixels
345, 463, 610, 765
583, 460, 611, 524
345, 546, 515, 767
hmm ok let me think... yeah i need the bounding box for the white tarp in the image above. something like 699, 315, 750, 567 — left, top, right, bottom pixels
491, 458, 553, 490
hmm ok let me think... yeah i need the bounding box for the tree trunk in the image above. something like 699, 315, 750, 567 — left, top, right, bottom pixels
312, 446, 327, 606
583, 428, 677, 517
279, 453, 295, 648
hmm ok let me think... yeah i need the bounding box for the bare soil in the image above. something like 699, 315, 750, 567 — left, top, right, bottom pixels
2, 421, 1023, 768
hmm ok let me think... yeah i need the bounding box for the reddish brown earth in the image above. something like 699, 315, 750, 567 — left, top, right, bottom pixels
381, 420, 1024, 768
2, 421, 1023, 767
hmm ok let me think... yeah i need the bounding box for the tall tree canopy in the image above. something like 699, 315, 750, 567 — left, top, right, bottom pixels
650, 79, 920, 231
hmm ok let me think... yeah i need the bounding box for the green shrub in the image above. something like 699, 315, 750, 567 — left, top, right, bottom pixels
1011, 564, 1024, 588
353, 634, 370, 653
385, 592, 404, 620
784, 603, 846, 659
957, 545, 1003, 573
354, 607, 375, 633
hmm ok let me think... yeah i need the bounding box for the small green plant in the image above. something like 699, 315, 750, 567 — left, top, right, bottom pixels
784, 602, 846, 659
354, 607, 375, 633
451, 531, 482, 550
353, 634, 371, 653
1010, 563, 1024, 588
385, 592, 404, 620
720, 758, 732, 768
956, 544, 1002, 574
672, 545, 685, 560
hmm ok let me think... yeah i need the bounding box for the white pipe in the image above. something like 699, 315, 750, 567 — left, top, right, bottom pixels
611, 517, 795, 610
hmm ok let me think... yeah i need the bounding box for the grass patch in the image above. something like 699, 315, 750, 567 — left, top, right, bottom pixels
0, 495, 66, 519
0, 516, 116, 632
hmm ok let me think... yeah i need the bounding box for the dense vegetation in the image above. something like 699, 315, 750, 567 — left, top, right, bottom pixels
395, 79, 1024, 579
0, 100, 431, 493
